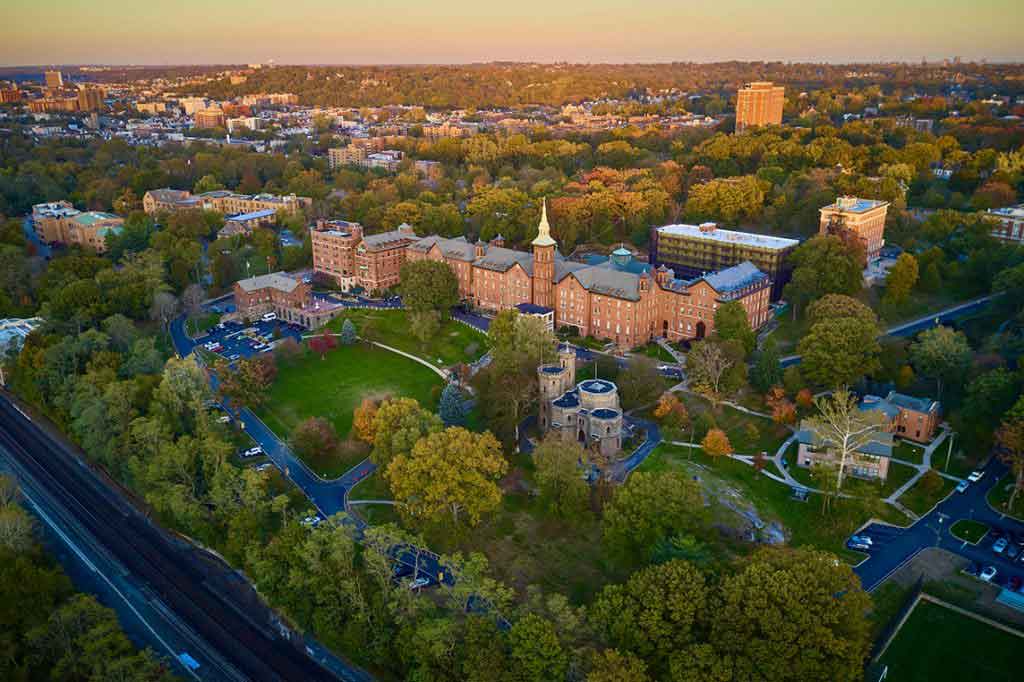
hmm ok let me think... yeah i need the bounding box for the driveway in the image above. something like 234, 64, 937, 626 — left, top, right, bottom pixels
854, 457, 1024, 593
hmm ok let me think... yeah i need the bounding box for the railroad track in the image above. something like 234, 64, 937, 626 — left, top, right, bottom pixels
0, 394, 339, 682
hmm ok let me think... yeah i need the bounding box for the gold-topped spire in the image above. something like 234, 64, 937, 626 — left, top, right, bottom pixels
531, 197, 556, 247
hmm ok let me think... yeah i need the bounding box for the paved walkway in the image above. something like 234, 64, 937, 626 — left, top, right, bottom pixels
655, 337, 687, 364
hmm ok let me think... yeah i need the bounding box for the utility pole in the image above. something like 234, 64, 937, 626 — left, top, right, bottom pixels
944, 431, 955, 472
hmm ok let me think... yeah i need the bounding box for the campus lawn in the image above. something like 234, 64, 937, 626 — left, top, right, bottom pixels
325, 308, 489, 367
868, 580, 915, 640
892, 439, 926, 466
880, 600, 1022, 682
987, 474, 1024, 521
950, 519, 989, 544
255, 341, 444, 478
187, 312, 221, 336
901, 475, 957, 516
634, 342, 676, 363
638, 444, 908, 563
932, 445, 982, 479
788, 460, 917, 501
678, 393, 791, 456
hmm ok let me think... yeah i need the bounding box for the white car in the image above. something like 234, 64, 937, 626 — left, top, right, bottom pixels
261, 312, 277, 322
993, 538, 1009, 554
217, 415, 232, 424
407, 577, 431, 591
968, 470, 984, 483
955, 480, 969, 494
254, 463, 273, 472
301, 515, 321, 528
979, 565, 997, 582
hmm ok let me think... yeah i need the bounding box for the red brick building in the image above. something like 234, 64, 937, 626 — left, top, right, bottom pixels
310, 220, 419, 292
232, 272, 343, 328
402, 202, 773, 349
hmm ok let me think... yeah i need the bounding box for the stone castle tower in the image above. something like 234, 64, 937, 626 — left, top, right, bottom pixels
531, 199, 556, 309
537, 344, 577, 430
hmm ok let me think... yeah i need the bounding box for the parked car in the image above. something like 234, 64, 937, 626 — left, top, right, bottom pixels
1008, 544, 1021, 561
301, 515, 321, 528
261, 312, 277, 322
955, 480, 970, 494
980, 566, 998, 582
993, 538, 1009, 554
407, 577, 431, 591
848, 535, 873, 551
964, 562, 980, 577
968, 470, 984, 483
217, 415, 232, 424
254, 463, 272, 472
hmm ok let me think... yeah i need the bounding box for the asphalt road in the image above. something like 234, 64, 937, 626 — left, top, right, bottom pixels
0, 392, 344, 682
853, 456, 1024, 593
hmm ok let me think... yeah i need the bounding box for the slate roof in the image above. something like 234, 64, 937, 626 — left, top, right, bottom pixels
360, 228, 420, 251
568, 267, 642, 301
474, 245, 534, 275
146, 188, 191, 203
236, 271, 301, 293
701, 261, 768, 294
796, 420, 894, 459
408, 235, 477, 261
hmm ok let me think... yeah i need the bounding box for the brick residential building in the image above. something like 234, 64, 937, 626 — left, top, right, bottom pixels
735, 82, 785, 132
232, 272, 344, 328
819, 196, 890, 262
860, 391, 942, 444
77, 86, 105, 111
142, 189, 311, 215
650, 222, 799, 300
399, 202, 773, 349
310, 220, 420, 292
32, 201, 123, 253
194, 108, 226, 129
985, 204, 1024, 245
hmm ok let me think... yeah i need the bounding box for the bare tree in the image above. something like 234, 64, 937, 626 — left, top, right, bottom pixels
805, 388, 888, 492
181, 283, 206, 320
686, 340, 733, 403
150, 291, 179, 334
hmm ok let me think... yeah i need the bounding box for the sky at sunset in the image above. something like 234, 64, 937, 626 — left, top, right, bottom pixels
3, 0, 1021, 65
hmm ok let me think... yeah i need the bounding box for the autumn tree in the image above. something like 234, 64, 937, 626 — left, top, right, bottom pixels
798, 302, 880, 388
370, 397, 442, 469
995, 397, 1024, 512
308, 329, 338, 358
352, 398, 379, 443
399, 259, 460, 318
587, 649, 650, 682
290, 417, 340, 462
883, 253, 919, 307
909, 325, 972, 399
703, 548, 872, 682
385, 427, 507, 527
701, 428, 733, 460
653, 392, 689, 432
603, 471, 708, 559
617, 356, 665, 409
592, 560, 708, 675
713, 300, 756, 356
783, 235, 863, 319
533, 436, 591, 521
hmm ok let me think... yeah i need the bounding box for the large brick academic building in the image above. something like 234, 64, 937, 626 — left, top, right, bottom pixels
312, 203, 772, 349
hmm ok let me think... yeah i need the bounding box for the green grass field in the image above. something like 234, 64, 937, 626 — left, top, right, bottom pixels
788, 460, 917, 501
892, 440, 926, 465
324, 309, 488, 367
880, 600, 1022, 681
987, 474, 1024, 521
950, 519, 989, 544
638, 444, 908, 562
901, 474, 957, 516
255, 341, 444, 477
678, 393, 792, 456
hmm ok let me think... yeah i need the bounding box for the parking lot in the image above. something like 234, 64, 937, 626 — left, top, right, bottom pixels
193, 317, 304, 362
851, 520, 1024, 594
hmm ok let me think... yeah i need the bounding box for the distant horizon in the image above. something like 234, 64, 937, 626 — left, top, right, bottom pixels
4, 0, 1021, 66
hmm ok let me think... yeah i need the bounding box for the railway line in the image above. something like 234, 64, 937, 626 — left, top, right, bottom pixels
0, 393, 340, 682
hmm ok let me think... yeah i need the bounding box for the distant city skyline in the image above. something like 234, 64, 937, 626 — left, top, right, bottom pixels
3, 0, 1022, 66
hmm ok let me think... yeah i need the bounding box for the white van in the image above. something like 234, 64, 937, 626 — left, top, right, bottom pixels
261, 312, 277, 322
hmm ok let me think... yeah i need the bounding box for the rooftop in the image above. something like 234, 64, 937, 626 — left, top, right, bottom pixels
227, 208, 278, 222
822, 196, 889, 214
655, 223, 799, 250
236, 271, 302, 294
987, 204, 1024, 218
579, 379, 615, 394
701, 261, 769, 295
73, 211, 121, 226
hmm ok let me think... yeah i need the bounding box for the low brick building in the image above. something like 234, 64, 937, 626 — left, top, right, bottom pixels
232, 272, 343, 328
32, 201, 123, 253
860, 391, 941, 444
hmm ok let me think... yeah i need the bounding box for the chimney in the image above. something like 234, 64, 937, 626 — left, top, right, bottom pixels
475, 239, 486, 258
